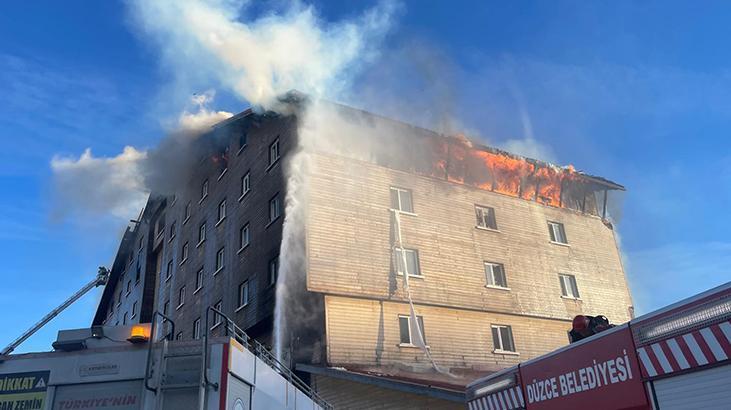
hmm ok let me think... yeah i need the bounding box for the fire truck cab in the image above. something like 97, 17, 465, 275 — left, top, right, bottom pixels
466, 281, 731, 410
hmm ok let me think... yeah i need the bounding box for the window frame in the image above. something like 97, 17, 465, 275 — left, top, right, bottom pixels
195, 267, 204, 293
393, 247, 422, 277
215, 247, 225, 274
390, 186, 415, 214
193, 318, 201, 340
548, 221, 568, 245
177, 286, 186, 309
184, 202, 191, 224
268, 257, 279, 287
237, 281, 249, 310
491, 324, 517, 354
239, 171, 251, 200
475, 205, 498, 231
216, 199, 226, 224
268, 138, 280, 167
484, 262, 509, 289
238, 223, 250, 252
180, 242, 189, 264
398, 314, 427, 346
166, 260, 173, 281
131, 301, 138, 319
559, 273, 581, 299
268, 194, 281, 224
200, 179, 209, 203
197, 222, 206, 246
169, 221, 176, 242
212, 300, 223, 329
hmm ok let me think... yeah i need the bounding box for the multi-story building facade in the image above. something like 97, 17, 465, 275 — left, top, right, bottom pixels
93, 97, 633, 409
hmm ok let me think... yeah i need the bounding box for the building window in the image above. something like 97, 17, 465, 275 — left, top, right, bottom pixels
491, 325, 516, 353
117, 290, 122, 306
131, 301, 138, 319
135, 264, 141, 284
269, 195, 281, 223
193, 318, 201, 340
268, 257, 279, 286
215, 248, 225, 273
198, 223, 206, 245
201, 179, 209, 201
394, 248, 421, 277
559, 274, 580, 299
213, 300, 223, 327
269, 138, 280, 166
239, 224, 250, 250
475, 205, 498, 230
195, 267, 204, 292
123, 312, 128, 325
485, 262, 508, 289
238, 132, 247, 152
238, 281, 249, 308
163, 301, 169, 318
548, 221, 568, 244
184, 202, 191, 223
166, 260, 173, 281
177, 286, 186, 309
139, 236, 144, 250
181, 242, 189, 263
240, 172, 251, 198
126, 280, 132, 295
217, 199, 226, 223
169, 221, 176, 240
175, 332, 183, 340
390, 187, 414, 213
399, 315, 426, 345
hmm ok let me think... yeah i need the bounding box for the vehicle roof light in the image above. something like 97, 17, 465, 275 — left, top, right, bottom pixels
127, 325, 150, 344
473, 375, 515, 397
635, 296, 731, 345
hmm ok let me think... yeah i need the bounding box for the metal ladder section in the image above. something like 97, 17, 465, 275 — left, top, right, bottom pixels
143, 308, 333, 410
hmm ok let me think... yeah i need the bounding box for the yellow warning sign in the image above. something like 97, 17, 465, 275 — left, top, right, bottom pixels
0, 371, 49, 410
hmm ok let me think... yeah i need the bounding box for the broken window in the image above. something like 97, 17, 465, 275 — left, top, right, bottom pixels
269, 138, 280, 166
485, 262, 508, 288
475, 205, 498, 230
394, 247, 421, 277
548, 221, 568, 244
491, 325, 516, 353
390, 187, 414, 213
399, 315, 426, 345
559, 274, 580, 299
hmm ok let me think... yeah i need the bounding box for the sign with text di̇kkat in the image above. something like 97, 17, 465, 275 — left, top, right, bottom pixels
0, 371, 50, 410
519, 327, 649, 410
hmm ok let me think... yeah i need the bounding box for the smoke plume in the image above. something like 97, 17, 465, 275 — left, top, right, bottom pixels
50, 91, 232, 220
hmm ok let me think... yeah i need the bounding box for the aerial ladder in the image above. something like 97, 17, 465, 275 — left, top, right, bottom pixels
1, 266, 109, 355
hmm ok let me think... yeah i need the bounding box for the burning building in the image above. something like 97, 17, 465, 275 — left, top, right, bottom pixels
93, 96, 633, 409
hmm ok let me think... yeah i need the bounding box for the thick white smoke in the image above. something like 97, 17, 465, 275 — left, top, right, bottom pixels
51, 91, 232, 220
127, 0, 398, 107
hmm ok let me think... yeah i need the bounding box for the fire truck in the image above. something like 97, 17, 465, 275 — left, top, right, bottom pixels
466, 281, 731, 410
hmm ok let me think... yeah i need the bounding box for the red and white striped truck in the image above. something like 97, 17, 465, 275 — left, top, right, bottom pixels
466, 281, 731, 410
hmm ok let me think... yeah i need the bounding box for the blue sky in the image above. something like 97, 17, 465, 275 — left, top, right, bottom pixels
1, 0, 729, 353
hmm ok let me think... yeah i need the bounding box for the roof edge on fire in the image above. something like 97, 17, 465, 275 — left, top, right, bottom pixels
210, 90, 625, 191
